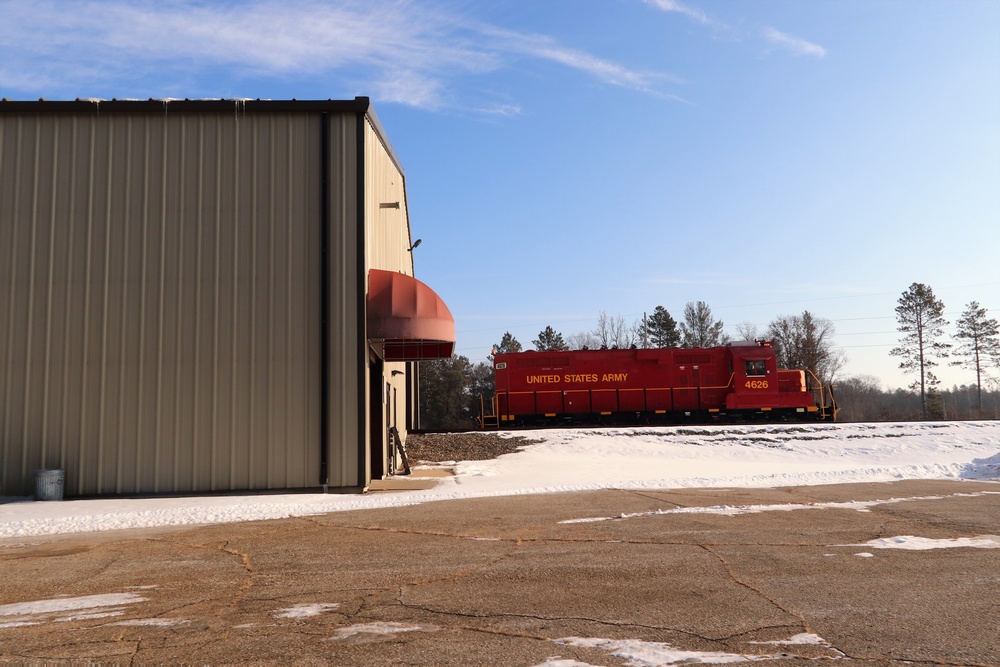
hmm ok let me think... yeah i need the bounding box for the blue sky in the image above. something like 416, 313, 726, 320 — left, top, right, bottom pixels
2, 0, 998, 390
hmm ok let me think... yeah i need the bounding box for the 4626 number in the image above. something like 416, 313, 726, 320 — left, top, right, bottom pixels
744, 380, 769, 389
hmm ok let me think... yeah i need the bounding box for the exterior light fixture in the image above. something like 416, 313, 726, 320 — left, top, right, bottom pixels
407, 239, 422, 251
379, 201, 400, 209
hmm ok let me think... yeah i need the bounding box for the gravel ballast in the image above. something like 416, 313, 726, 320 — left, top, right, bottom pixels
404, 432, 542, 463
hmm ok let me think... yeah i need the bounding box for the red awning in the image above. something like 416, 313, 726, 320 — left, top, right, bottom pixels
367, 269, 455, 361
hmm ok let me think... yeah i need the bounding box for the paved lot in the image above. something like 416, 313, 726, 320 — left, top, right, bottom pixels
1, 479, 997, 666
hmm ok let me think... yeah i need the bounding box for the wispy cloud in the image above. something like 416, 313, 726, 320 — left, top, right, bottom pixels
762, 27, 828, 58
481, 27, 665, 92
643, 0, 712, 26
0, 0, 666, 111
642, 1, 827, 60
475, 104, 523, 117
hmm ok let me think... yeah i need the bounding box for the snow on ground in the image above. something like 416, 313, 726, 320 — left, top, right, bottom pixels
273, 603, 341, 619
1, 421, 998, 539
0, 587, 841, 665
0, 585, 845, 666
0, 593, 149, 628
848, 534, 1000, 550
558, 491, 1000, 523
535, 630, 852, 666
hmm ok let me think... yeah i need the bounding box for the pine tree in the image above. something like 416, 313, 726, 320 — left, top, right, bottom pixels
680, 301, 728, 348
533, 326, 569, 351
950, 301, 1000, 413
925, 382, 946, 420
466, 360, 496, 424
489, 331, 522, 360
646, 306, 680, 348
889, 282, 950, 419
419, 357, 496, 429
418, 356, 475, 429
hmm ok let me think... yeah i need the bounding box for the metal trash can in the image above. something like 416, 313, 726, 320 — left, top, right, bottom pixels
34, 468, 65, 501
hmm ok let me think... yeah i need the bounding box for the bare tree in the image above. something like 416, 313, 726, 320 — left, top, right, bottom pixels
734, 321, 761, 342
834, 374, 883, 422
567, 331, 600, 350
592, 311, 641, 348
766, 310, 846, 383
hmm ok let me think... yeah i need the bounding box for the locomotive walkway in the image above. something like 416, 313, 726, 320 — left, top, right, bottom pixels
1, 479, 998, 666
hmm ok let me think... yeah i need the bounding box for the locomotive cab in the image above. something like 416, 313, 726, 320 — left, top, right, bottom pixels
725, 340, 832, 418
726, 341, 781, 411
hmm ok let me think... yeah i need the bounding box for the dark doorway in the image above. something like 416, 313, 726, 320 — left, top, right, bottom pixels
368, 355, 385, 480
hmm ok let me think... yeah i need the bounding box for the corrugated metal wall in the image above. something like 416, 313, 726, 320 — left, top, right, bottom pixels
363, 117, 416, 477
324, 112, 362, 489
0, 110, 324, 496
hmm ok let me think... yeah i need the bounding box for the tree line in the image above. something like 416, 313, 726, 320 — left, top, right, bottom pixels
417, 287, 1000, 428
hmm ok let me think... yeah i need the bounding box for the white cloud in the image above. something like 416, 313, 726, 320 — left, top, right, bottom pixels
514, 40, 657, 91
643, 0, 712, 25
370, 70, 449, 110
642, 2, 828, 61
465, 24, 671, 94
0, 0, 664, 109
763, 27, 827, 58
475, 104, 523, 117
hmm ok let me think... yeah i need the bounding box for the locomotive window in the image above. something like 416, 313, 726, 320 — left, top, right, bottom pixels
745, 360, 767, 376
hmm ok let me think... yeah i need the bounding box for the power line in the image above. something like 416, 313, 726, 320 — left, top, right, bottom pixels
451, 292, 999, 358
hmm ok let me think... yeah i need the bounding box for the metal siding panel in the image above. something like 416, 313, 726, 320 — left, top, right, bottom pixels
1, 117, 32, 491
364, 120, 412, 278
325, 113, 361, 488
363, 119, 414, 462
0, 111, 322, 496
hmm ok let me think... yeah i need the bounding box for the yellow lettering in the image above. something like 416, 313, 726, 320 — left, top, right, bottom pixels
600, 373, 630, 382
527, 374, 561, 384
563, 373, 599, 383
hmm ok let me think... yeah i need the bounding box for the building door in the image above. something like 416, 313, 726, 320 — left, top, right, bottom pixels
368, 357, 385, 480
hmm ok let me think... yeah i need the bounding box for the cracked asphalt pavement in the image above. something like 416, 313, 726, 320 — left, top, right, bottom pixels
1, 479, 998, 666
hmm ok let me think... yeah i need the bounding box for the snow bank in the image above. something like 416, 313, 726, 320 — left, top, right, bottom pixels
1, 421, 997, 538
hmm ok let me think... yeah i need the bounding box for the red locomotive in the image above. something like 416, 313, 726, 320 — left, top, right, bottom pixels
480, 341, 837, 427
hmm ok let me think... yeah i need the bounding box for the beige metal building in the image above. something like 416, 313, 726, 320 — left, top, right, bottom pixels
0, 97, 454, 497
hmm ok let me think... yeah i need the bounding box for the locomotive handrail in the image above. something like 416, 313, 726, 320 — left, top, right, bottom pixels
805, 369, 840, 421
479, 393, 500, 429
827, 383, 840, 421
